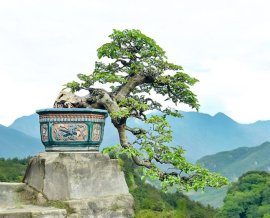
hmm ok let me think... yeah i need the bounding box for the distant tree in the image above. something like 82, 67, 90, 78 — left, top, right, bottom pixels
54, 29, 228, 191
0, 157, 30, 182
218, 171, 270, 218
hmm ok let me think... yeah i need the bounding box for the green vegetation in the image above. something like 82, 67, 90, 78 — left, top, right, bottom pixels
61, 28, 228, 191
217, 171, 270, 218
117, 154, 217, 217
0, 157, 30, 182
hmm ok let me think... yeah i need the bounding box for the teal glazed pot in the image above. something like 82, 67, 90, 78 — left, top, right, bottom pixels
36, 108, 108, 151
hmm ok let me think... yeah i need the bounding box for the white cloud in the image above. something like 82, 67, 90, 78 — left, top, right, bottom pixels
190, 59, 270, 123
1, 0, 270, 125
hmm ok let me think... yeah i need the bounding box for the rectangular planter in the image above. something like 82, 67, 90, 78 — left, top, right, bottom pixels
36, 108, 108, 151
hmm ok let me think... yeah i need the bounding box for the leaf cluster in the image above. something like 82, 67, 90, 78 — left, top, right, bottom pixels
218, 171, 270, 218
64, 29, 228, 191
110, 153, 218, 218
104, 114, 229, 191
66, 29, 199, 114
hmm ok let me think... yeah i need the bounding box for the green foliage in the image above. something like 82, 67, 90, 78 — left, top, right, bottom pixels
66, 29, 199, 111
0, 157, 30, 182
104, 114, 229, 191
109, 153, 217, 217
66, 28, 228, 191
135, 209, 176, 218
217, 171, 270, 218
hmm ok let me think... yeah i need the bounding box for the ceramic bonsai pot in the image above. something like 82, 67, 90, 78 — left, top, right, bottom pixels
36, 108, 108, 151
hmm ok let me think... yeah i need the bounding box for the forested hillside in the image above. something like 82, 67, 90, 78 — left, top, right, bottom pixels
197, 142, 270, 180
217, 171, 270, 217
189, 142, 270, 208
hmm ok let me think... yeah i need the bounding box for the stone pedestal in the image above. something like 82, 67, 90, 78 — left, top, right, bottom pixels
0, 182, 67, 218
23, 152, 134, 218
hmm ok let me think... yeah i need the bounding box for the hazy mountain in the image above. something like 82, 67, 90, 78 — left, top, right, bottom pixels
5, 112, 270, 207
9, 113, 40, 138
186, 187, 228, 208
0, 124, 44, 158
189, 142, 270, 208
9, 111, 270, 161
168, 112, 270, 161
197, 141, 270, 181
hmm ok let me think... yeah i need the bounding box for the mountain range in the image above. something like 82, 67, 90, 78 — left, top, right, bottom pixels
3, 111, 270, 161
0, 124, 43, 158
197, 141, 270, 181
3, 111, 270, 208
188, 141, 270, 208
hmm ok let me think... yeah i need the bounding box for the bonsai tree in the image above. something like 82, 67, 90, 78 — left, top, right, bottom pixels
54, 29, 229, 191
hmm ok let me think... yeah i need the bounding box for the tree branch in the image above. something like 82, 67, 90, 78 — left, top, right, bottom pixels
116, 124, 152, 168
125, 126, 146, 135
114, 74, 146, 102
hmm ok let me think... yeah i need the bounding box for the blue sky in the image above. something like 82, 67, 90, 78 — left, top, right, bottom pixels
1, 0, 270, 125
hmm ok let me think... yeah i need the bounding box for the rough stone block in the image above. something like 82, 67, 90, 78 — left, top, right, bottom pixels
18, 151, 134, 217
23, 152, 131, 200
66, 194, 134, 218
0, 182, 25, 208
0, 205, 66, 218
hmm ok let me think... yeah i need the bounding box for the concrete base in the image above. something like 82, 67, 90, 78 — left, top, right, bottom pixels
0, 183, 66, 218
0, 205, 67, 218
45, 147, 98, 152
65, 194, 134, 218
0, 183, 25, 208
21, 152, 134, 217
23, 152, 130, 200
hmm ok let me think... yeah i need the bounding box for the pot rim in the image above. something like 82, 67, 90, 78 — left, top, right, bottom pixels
36, 108, 108, 117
